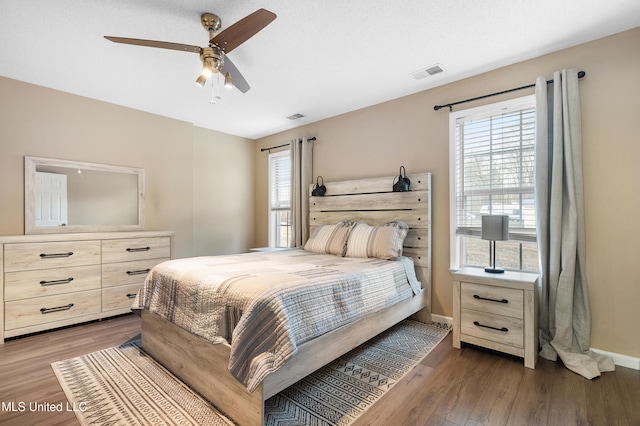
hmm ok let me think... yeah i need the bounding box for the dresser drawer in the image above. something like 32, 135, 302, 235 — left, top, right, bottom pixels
102, 284, 140, 312
460, 282, 524, 319
4, 241, 101, 272
102, 258, 168, 288
102, 237, 171, 263
4, 265, 101, 301
461, 308, 524, 348
4, 290, 102, 331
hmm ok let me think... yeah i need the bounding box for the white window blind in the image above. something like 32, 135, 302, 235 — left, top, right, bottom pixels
269, 151, 291, 210
268, 150, 291, 247
450, 95, 538, 271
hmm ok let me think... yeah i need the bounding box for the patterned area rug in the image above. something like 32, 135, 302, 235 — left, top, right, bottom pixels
52, 319, 449, 425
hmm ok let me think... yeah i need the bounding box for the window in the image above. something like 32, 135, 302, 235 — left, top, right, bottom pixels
449, 96, 538, 272
268, 150, 291, 248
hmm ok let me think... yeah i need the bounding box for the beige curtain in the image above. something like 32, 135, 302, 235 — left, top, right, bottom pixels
535, 69, 614, 378
290, 138, 314, 247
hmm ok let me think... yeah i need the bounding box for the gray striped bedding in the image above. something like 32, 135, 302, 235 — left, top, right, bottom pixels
133, 248, 421, 391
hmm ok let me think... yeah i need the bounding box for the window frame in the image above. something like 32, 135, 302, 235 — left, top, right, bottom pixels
449, 95, 538, 272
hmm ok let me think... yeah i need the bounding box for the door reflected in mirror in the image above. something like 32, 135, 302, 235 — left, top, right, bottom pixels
35, 171, 68, 227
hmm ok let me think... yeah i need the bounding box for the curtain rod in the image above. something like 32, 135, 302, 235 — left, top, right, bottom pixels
433, 70, 586, 112
261, 137, 316, 152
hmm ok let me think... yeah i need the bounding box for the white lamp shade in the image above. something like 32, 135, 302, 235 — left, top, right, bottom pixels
481, 215, 509, 241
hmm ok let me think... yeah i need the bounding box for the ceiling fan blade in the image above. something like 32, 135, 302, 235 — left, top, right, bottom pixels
210, 8, 276, 54
104, 36, 201, 54
221, 57, 250, 93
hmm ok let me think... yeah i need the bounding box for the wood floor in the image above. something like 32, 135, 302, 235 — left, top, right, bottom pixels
0, 314, 638, 426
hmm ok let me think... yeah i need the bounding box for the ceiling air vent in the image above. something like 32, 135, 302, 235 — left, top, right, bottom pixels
411, 63, 445, 80
286, 113, 305, 120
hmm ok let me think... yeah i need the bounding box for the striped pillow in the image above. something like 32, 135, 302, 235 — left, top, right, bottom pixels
345, 221, 409, 259
303, 220, 355, 256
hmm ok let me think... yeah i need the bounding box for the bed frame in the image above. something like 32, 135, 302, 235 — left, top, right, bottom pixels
140, 172, 432, 425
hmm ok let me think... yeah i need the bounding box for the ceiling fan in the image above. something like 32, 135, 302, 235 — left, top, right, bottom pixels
104, 8, 276, 93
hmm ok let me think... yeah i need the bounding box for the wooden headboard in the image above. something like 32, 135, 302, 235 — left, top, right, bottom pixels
308, 172, 432, 320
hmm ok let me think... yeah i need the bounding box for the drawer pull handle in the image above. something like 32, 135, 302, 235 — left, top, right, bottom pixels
127, 247, 151, 252
473, 294, 508, 304
40, 277, 74, 286
41, 303, 74, 314
126, 293, 137, 299
127, 269, 151, 276
40, 252, 74, 259
473, 321, 508, 332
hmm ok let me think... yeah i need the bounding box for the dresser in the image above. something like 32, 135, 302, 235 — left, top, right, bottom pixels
452, 267, 538, 368
0, 231, 173, 343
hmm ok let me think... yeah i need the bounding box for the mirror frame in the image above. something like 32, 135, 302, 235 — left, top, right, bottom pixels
24, 156, 145, 234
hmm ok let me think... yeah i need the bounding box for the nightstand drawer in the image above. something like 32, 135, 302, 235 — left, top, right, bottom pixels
461, 282, 524, 319
461, 309, 524, 348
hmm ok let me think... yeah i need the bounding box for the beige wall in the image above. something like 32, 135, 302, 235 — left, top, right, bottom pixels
0, 77, 254, 259
254, 28, 640, 358
192, 127, 254, 255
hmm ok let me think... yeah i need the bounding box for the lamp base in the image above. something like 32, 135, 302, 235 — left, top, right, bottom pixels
484, 267, 505, 274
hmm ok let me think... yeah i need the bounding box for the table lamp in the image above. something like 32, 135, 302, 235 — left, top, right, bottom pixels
481, 215, 509, 273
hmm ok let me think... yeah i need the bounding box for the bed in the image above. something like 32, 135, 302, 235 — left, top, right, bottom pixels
137, 172, 432, 425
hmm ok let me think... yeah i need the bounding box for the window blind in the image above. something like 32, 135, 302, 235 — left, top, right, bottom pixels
269, 151, 291, 210
454, 102, 536, 243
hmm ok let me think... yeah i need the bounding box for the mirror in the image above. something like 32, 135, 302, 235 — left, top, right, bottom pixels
24, 156, 145, 234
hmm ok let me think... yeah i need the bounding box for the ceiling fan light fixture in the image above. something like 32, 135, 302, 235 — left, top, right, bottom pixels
196, 57, 220, 87
224, 72, 233, 89
202, 58, 216, 76
202, 67, 212, 77
195, 74, 207, 87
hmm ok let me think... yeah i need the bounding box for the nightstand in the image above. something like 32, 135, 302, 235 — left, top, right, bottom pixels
452, 267, 538, 369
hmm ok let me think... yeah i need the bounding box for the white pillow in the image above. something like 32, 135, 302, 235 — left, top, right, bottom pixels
303, 220, 355, 256
345, 221, 409, 259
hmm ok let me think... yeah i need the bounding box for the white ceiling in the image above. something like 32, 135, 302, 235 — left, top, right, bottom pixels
1, 1, 639, 140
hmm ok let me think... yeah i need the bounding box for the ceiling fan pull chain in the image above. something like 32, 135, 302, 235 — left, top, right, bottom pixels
212, 73, 223, 103
209, 74, 221, 104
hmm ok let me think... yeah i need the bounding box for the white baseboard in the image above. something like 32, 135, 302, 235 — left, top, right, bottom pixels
431, 314, 453, 328
591, 347, 640, 370
431, 314, 639, 370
